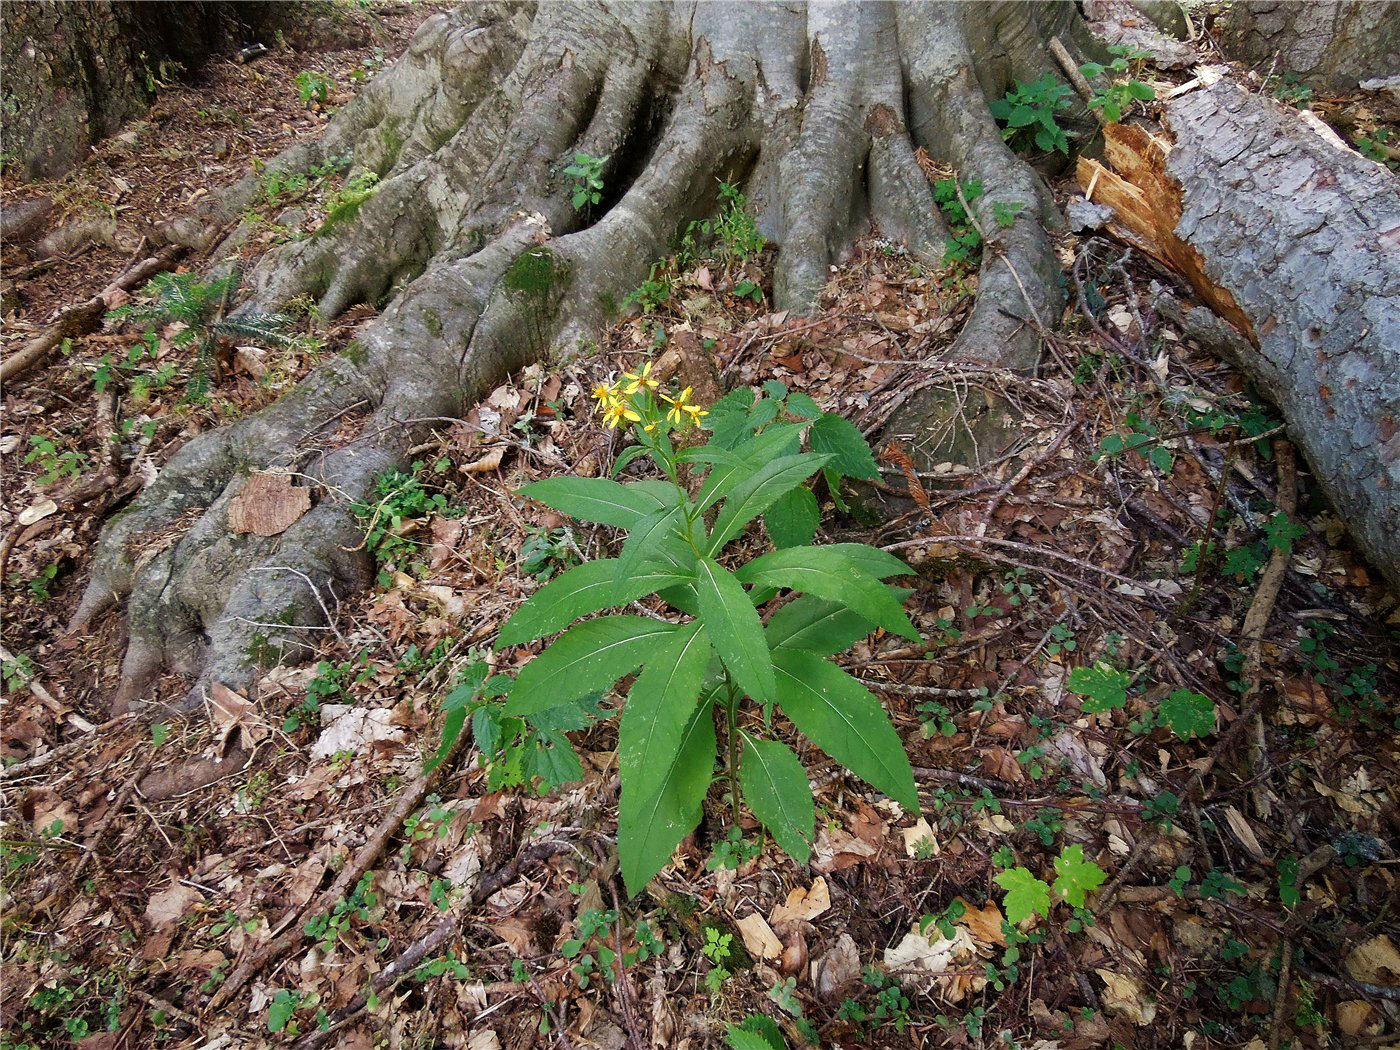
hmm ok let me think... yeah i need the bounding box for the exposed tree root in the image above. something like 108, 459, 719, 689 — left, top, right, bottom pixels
79, 2, 1124, 710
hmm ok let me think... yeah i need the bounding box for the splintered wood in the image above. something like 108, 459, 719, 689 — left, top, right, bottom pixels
1076, 124, 1256, 342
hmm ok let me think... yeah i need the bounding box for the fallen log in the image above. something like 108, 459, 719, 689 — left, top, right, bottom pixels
1079, 77, 1400, 589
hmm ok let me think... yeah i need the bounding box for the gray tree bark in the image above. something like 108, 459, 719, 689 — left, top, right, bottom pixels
0, 2, 289, 179
1220, 1, 1400, 93
1110, 80, 1399, 587
65, 1, 1398, 715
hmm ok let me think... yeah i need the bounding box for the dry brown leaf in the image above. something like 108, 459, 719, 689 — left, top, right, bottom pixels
462, 445, 505, 474
812, 933, 861, 999
1221, 805, 1264, 860
954, 897, 1007, 947
770, 877, 831, 924
1345, 934, 1400, 985
1095, 969, 1157, 1025
735, 912, 783, 960
227, 471, 311, 536
17, 498, 57, 527
145, 883, 201, 930
1336, 1000, 1373, 1037
209, 680, 267, 750
492, 917, 535, 956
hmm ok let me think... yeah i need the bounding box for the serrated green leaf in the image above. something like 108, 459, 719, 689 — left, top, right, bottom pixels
1066, 662, 1133, 713
726, 1015, 786, 1050
499, 559, 691, 645
1052, 844, 1106, 907
735, 545, 919, 642
518, 477, 670, 528
619, 693, 716, 895
1159, 689, 1216, 740
740, 733, 813, 864
994, 866, 1051, 924
506, 616, 677, 717
706, 454, 831, 555
1127, 80, 1156, 100
772, 649, 918, 809
765, 486, 819, 549
696, 558, 775, 704
809, 413, 880, 480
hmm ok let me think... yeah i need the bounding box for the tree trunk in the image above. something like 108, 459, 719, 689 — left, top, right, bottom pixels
1219, 1, 1400, 94
64, 1, 1397, 712
0, 2, 286, 179
1078, 78, 1400, 588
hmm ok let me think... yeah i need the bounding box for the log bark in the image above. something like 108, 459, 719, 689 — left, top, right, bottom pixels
1219, 1, 1400, 94
1079, 78, 1400, 588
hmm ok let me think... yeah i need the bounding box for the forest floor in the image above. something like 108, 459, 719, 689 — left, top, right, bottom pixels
2, 5, 1398, 1050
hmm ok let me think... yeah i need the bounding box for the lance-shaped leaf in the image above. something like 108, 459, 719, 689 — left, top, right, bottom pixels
499, 559, 692, 646
614, 504, 690, 591
506, 616, 677, 717
764, 590, 911, 657
772, 648, 918, 810
705, 453, 831, 555
619, 692, 716, 895
696, 557, 774, 704
736, 546, 919, 642
739, 733, 814, 864
694, 423, 805, 512
519, 477, 670, 528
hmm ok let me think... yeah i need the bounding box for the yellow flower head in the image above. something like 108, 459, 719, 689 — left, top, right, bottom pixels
621, 361, 659, 395
603, 399, 641, 429
592, 382, 615, 409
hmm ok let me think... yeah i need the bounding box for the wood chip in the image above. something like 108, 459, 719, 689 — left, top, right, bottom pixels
735, 912, 783, 960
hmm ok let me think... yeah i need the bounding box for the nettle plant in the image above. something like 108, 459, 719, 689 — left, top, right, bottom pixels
457, 371, 918, 894
1078, 46, 1156, 124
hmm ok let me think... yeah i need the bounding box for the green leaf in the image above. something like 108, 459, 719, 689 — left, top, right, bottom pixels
819, 542, 911, 580
726, 1014, 786, 1050
696, 424, 806, 512
994, 866, 1051, 924
1127, 80, 1156, 100
1052, 845, 1106, 907
706, 454, 831, 555
506, 617, 677, 717
614, 505, 690, 591
765, 595, 880, 657
267, 990, 299, 1032
772, 648, 918, 809
526, 730, 584, 788
765, 486, 819, 549
1066, 662, 1133, 713
1159, 689, 1216, 740
1078, 61, 1106, 79
499, 559, 691, 646
619, 694, 716, 895
1008, 104, 1037, 128
740, 734, 814, 864
809, 413, 879, 480
518, 477, 670, 528
696, 558, 775, 704
610, 444, 653, 476
736, 546, 919, 642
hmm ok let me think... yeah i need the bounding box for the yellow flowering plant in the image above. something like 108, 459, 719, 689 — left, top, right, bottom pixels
434, 376, 916, 895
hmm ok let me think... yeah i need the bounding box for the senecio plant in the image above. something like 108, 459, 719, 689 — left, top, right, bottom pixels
472, 368, 919, 894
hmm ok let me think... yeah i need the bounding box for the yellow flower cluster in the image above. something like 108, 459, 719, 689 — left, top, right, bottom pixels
591, 362, 708, 431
